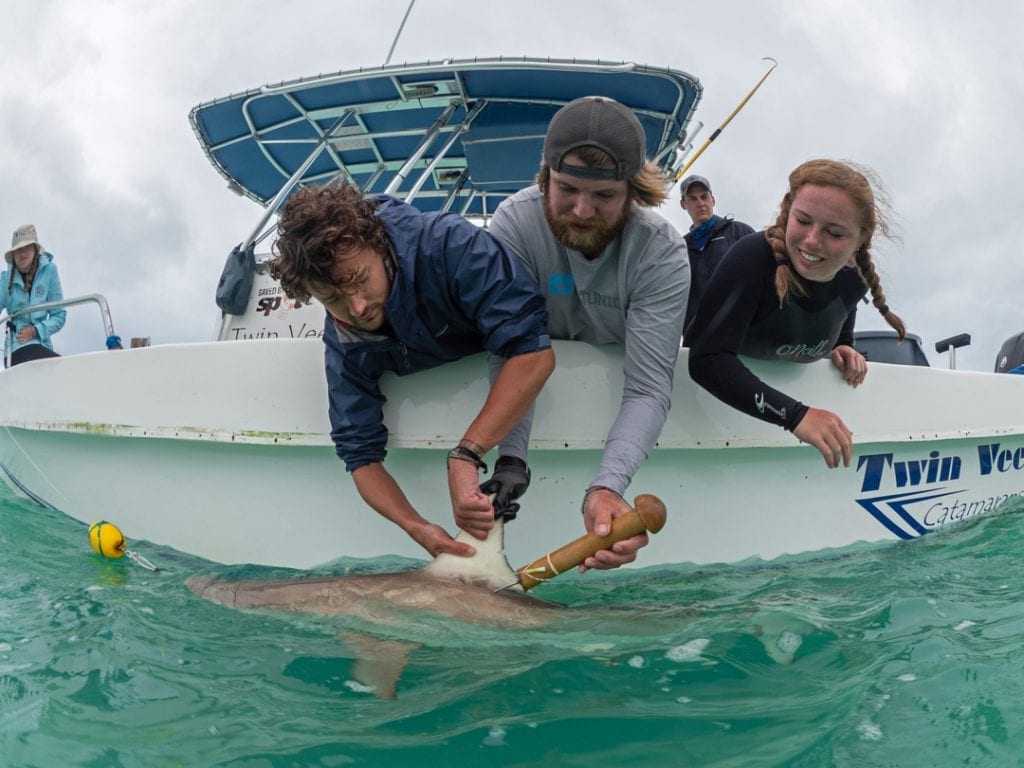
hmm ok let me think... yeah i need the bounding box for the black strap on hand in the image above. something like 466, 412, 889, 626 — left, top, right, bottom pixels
479, 456, 531, 522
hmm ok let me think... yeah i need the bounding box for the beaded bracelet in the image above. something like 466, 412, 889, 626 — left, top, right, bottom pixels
457, 438, 486, 456
447, 445, 488, 473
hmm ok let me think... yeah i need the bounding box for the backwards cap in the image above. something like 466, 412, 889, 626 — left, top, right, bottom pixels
543, 96, 646, 181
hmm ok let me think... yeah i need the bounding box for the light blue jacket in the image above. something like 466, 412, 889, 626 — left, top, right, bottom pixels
0, 251, 66, 354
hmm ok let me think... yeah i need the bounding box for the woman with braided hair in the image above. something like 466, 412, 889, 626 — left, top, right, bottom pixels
687, 159, 904, 469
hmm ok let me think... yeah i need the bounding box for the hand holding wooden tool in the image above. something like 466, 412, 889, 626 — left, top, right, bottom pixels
516, 494, 667, 590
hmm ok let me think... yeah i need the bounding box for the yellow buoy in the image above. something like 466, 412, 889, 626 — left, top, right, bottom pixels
88, 520, 126, 559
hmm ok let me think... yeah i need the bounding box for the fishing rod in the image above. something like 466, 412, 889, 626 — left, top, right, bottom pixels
673, 57, 778, 182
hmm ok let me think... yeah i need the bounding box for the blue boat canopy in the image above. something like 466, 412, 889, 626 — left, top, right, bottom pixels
190, 57, 702, 216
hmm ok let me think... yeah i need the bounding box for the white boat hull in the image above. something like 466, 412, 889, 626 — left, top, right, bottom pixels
2, 338, 1023, 569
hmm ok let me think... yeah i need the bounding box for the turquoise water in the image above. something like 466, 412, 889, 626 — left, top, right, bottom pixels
4, 487, 1024, 767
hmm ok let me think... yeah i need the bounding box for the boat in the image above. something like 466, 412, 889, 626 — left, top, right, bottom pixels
2, 56, 1023, 571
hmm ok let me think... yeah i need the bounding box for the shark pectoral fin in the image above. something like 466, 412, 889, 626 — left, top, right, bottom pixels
341, 631, 421, 700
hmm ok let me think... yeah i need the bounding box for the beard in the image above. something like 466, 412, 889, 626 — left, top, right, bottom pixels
542, 194, 630, 258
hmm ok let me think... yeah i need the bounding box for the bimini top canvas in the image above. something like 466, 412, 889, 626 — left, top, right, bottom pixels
189, 56, 702, 216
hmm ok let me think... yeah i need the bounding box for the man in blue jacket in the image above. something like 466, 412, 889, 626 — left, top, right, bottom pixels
678, 174, 754, 341
270, 184, 555, 559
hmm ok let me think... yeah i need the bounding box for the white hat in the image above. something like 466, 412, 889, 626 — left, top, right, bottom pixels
5, 224, 42, 264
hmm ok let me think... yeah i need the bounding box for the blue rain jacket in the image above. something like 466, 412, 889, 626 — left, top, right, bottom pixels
0, 251, 66, 355
325, 195, 551, 472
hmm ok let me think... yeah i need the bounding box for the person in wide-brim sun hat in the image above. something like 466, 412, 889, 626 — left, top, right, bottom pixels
1, 223, 67, 366
5, 223, 43, 263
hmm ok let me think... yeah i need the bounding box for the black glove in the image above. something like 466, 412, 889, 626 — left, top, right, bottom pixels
479, 456, 531, 522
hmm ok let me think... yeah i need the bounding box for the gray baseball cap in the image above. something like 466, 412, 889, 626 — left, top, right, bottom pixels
543, 96, 645, 181
680, 174, 713, 195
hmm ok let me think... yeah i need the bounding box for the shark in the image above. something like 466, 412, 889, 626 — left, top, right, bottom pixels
187, 494, 667, 697
187, 520, 561, 627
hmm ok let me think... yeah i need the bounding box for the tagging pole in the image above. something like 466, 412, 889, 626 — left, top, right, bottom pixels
674, 57, 777, 182
515, 494, 667, 590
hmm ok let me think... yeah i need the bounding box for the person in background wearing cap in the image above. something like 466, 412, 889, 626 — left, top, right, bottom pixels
478, 96, 689, 572
269, 184, 555, 560
678, 175, 754, 342
0, 224, 66, 366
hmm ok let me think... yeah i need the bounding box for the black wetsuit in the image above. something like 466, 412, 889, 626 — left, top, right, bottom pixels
687, 232, 867, 431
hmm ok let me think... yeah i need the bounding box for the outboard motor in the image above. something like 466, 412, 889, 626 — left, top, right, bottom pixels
994, 330, 1024, 373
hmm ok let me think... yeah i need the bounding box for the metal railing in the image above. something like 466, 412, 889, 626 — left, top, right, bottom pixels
4, 293, 119, 368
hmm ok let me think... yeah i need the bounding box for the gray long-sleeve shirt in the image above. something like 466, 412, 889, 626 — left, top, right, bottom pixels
488, 185, 689, 494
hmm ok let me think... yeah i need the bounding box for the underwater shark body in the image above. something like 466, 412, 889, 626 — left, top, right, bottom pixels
187, 496, 667, 696
187, 494, 667, 619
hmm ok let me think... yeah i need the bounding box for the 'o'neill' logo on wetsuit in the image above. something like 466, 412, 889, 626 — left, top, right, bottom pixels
774, 339, 830, 360
754, 391, 787, 420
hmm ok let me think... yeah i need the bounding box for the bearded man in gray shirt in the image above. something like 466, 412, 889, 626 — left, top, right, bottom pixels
461, 96, 690, 572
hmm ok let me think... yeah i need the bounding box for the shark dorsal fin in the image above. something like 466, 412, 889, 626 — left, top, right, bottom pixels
421, 518, 520, 590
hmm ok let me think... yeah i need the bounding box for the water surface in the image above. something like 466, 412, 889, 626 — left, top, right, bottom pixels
3, 488, 1024, 766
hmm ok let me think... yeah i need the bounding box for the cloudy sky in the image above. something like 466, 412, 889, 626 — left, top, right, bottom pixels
2, 0, 1021, 371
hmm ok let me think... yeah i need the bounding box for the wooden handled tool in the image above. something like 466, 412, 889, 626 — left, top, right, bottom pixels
516, 494, 667, 590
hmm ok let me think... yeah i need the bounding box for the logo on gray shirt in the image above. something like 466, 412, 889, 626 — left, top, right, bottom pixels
548, 274, 575, 295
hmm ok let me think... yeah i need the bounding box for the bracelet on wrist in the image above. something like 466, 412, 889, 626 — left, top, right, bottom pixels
447, 445, 488, 473
457, 438, 486, 456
